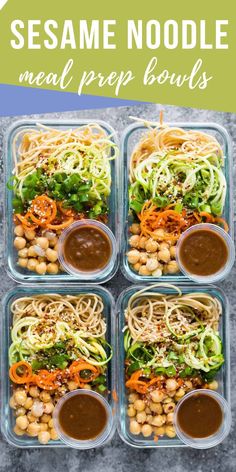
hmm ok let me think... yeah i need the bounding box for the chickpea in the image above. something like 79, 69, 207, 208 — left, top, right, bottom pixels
208, 380, 218, 391
45, 248, 58, 263
157, 248, 170, 263
129, 235, 140, 248
139, 253, 148, 264
14, 225, 24, 237
141, 424, 153, 437
165, 425, 176, 438
27, 258, 38, 271
150, 390, 165, 403
24, 397, 34, 410
38, 431, 51, 445
133, 262, 142, 272
159, 242, 170, 251
14, 237, 26, 250
27, 413, 38, 423
163, 397, 172, 404
29, 387, 40, 398
184, 380, 193, 391
153, 228, 165, 240
166, 261, 179, 274
18, 258, 28, 268
139, 265, 151, 276
18, 248, 28, 258
9, 396, 17, 409
166, 379, 178, 391
28, 246, 37, 257
48, 236, 58, 247
39, 391, 51, 403
48, 419, 54, 429
151, 415, 166, 427
35, 262, 47, 275
41, 414, 51, 423
163, 402, 175, 414
139, 236, 148, 249
145, 239, 158, 253
47, 263, 59, 275
170, 246, 176, 259
31, 401, 44, 418
128, 393, 139, 403
146, 415, 153, 425
127, 249, 140, 265
27, 422, 41, 436
145, 407, 151, 414
146, 258, 159, 272
129, 420, 141, 435
151, 268, 162, 277
67, 381, 78, 391
24, 229, 36, 241
35, 237, 49, 250
43, 402, 54, 414
130, 223, 141, 235
50, 428, 59, 440
150, 402, 163, 414
166, 412, 174, 424
136, 411, 147, 424
133, 399, 145, 412
14, 425, 25, 436
14, 389, 27, 406
16, 407, 26, 417
127, 406, 136, 417
16, 415, 29, 430
40, 423, 48, 432
153, 426, 165, 436
175, 388, 186, 400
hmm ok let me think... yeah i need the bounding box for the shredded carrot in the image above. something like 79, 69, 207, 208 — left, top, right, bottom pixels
153, 435, 159, 442
112, 389, 118, 402
9, 361, 32, 384
47, 216, 74, 230
9, 359, 100, 391
138, 200, 229, 241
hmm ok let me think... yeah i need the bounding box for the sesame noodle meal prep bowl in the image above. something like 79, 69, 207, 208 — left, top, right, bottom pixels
121, 119, 233, 283
5, 120, 119, 284
1, 285, 116, 448
116, 283, 230, 448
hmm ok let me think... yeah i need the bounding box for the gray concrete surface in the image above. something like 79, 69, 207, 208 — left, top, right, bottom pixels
0, 104, 235, 472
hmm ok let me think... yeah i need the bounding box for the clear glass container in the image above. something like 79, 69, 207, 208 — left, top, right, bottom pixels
4, 119, 119, 284
120, 121, 234, 283
116, 283, 230, 448
1, 284, 116, 448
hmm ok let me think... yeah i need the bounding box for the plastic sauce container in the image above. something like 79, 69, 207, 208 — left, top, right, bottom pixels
174, 389, 231, 449
176, 223, 235, 283
53, 389, 113, 449
58, 220, 117, 280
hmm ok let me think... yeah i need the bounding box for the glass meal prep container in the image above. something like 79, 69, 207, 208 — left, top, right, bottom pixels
120, 121, 234, 283
116, 284, 231, 448
4, 119, 119, 284
1, 285, 116, 448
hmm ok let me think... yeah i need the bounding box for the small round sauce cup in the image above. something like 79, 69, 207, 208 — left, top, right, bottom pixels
176, 223, 235, 283
53, 389, 113, 449
174, 389, 231, 449
58, 219, 117, 280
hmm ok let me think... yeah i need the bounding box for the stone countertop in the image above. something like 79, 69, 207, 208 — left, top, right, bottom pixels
0, 104, 235, 472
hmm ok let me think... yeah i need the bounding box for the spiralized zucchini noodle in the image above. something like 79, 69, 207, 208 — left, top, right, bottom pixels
124, 284, 224, 375
12, 123, 118, 204
9, 293, 111, 368
129, 118, 226, 216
